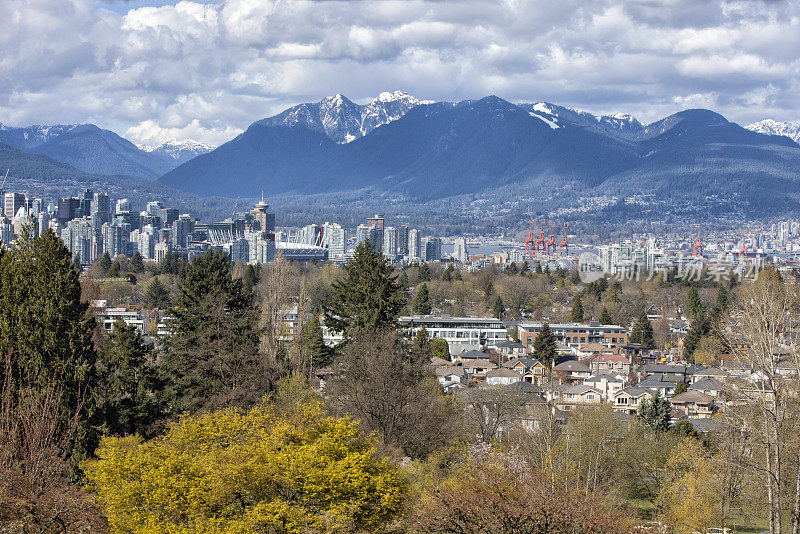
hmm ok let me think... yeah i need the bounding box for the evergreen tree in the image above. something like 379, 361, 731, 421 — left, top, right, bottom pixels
672, 381, 688, 397
242, 264, 260, 293
130, 251, 144, 273
429, 337, 450, 361
413, 326, 430, 356
532, 323, 558, 377
442, 264, 454, 281
521, 261, 529, 273
412, 283, 433, 314
98, 251, 112, 274
143, 276, 172, 310
418, 263, 431, 282
98, 320, 162, 437
599, 307, 613, 325
685, 287, 704, 320
504, 262, 519, 275
323, 241, 405, 339
299, 310, 331, 368
108, 260, 120, 277
484, 281, 494, 301
712, 284, 728, 317
161, 249, 264, 414
629, 309, 655, 348
683, 312, 710, 362
0, 228, 98, 459
637, 391, 671, 432
398, 271, 409, 289
535, 263, 543, 274
491, 295, 505, 319
570, 295, 584, 322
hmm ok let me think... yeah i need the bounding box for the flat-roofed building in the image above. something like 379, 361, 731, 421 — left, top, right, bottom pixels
399, 315, 508, 349
517, 321, 628, 349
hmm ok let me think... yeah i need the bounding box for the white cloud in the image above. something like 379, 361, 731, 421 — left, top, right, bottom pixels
0, 0, 798, 145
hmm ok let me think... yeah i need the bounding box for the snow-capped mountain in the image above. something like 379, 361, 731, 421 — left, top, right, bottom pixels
261, 91, 431, 143
0, 123, 78, 151
143, 139, 216, 165
745, 119, 800, 144
516, 102, 644, 138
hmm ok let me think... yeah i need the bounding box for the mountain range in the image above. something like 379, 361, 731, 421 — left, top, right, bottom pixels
3, 92, 800, 228
0, 123, 213, 180
159, 93, 800, 219
746, 119, 800, 144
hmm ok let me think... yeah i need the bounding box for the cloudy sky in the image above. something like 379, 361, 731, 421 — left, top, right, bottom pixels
1, 0, 798, 146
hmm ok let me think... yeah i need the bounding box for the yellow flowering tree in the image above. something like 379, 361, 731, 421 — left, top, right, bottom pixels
84, 402, 407, 533
657, 438, 724, 533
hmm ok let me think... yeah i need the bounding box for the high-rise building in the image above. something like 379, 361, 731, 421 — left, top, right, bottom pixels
4, 193, 25, 221
322, 222, 346, 258
57, 197, 80, 224
301, 224, 322, 246
78, 189, 94, 218
422, 237, 442, 261
367, 214, 384, 250
397, 225, 409, 255
102, 221, 131, 257
172, 216, 193, 248
454, 237, 468, 263
408, 229, 420, 260
138, 230, 155, 260
115, 198, 131, 215
90, 192, 111, 229
356, 224, 380, 251
383, 226, 397, 259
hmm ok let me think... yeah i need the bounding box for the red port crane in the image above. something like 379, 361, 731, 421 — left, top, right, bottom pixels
546, 222, 557, 255
524, 218, 537, 256
558, 223, 569, 255
535, 217, 546, 253
692, 237, 703, 257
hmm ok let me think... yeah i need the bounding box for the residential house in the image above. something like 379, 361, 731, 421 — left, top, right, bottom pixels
486, 368, 523, 386
689, 377, 725, 398
690, 367, 729, 384
461, 359, 497, 380
576, 342, 615, 359
452, 349, 490, 364
671, 390, 716, 419
588, 353, 631, 376
613, 387, 655, 414
435, 366, 467, 393
584, 374, 625, 402
553, 360, 592, 384
637, 373, 680, 397
493, 340, 526, 360
640, 364, 687, 382
556, 385, 603, 411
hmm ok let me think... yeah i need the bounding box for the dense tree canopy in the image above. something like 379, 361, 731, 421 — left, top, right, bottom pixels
323, 241, 405, 339
0, 228, 97, 459
160, 249, 266, 414
85, 401, 408, 533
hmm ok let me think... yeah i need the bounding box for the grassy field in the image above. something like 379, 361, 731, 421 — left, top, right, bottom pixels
627, 499, 769, 533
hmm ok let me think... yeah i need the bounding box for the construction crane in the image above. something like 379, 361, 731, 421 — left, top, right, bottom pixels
524, 218, 537, 256
535, 217, 546, 253
546, 222, 557, 255
692, 237, 703, 257
558, 223, 569, 255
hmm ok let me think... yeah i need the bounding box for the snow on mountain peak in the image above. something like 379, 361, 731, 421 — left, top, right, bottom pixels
141, 139, 216, 165
745, 119, 800, 144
